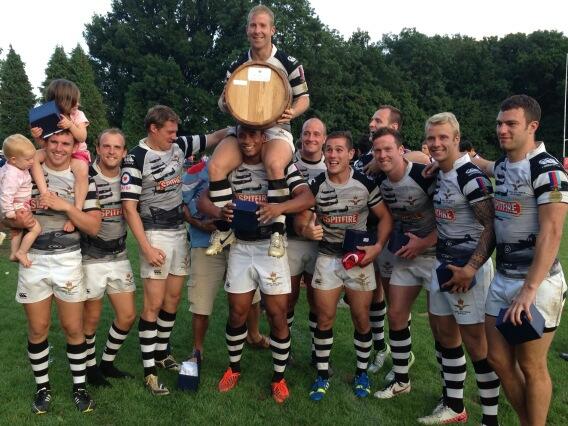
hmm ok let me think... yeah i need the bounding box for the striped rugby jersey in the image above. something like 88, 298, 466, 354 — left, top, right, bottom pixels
493, 142, 568, 278
433, 154, 493, 264
310, 168, 382, 256
121, 135, 206, 231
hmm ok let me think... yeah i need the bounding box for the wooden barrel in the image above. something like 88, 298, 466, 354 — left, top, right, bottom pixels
225, 61, 292, 128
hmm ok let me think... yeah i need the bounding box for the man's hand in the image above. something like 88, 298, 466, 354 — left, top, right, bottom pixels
142, 245, 166, 267
221, 202, 235, 223
257, 202, 284, 224
276, 107, 294, 124
395, 232, 428, 259
422, 161, 439, 178
302, 212, 323, 241
357, 243, 382, 267
362, 158, 381, 176
503, 286, 537, 326
442, 264, 476, 293
40, 192, 71, 213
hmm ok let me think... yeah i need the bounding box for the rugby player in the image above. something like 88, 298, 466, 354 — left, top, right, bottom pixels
296, 131, 393, 401
370, 127, 437, 399
476, 95, 568, 425
121, 105, 226, 395
81, 129, 136, 387
418, 113, 500, 425
212, 125, 315, 403
15, 130, 101, 413
207, 4, 309, 259
285, 118, 327, 363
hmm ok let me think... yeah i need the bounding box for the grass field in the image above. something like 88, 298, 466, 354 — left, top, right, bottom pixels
0, 229, 567, 425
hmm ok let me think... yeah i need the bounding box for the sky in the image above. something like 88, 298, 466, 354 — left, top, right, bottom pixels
1, 0, 567, 96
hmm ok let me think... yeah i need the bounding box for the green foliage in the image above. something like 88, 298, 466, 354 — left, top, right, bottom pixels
0, 46, 36, 140
84, 1, 568, 159
68, 45, 109, 146
41, 45, 72, 96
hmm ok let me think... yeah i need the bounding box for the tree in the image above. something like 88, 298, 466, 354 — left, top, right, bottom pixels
68, 45, 109, 146
41, 45, 72, 97
0, 46, 36, 140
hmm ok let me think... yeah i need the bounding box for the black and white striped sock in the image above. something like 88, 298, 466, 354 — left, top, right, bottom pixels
308, 311, 317, 362
209, 179, 232, 231
138, 318, 157, 377
28, 340, 50, 390
390, 327, 411, 384
85, 333, 97, 368
155, 309, 176, 361
314, 328, 333, 379
442, 344, 466, 414
100, 322, 129, 366
270, 333, 291, 382
267, 178, 289, 234
226, 322, 248, 372
67, 341, 87, 391
473, 358, 500, 426
435, 340, 447, 400
354, 329, 373, 375
370, 301, 386, 351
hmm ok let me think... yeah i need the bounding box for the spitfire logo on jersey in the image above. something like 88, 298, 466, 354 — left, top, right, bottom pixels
156, 175, 182, 191
494, 199, 522, 216
320, 214, 359, 225
435, 208, 456, 221
101, 207, 123, 218
235, 193, 267, 203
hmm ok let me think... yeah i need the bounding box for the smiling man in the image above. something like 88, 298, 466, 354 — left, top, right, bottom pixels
121, 105, 226, 395
81, 129, 136, 388
296, 131, 393, 401
15, 129, 101, 414
418, 112, 500, 425
207, 4, 310, 259
205, 124, 314, 404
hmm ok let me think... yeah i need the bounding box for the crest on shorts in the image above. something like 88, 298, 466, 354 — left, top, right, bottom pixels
125, 272, 134, 284
267, 272, 281, 286
63, 281, 77, 294
454, 298, 470, 313
355, 273, 370, 288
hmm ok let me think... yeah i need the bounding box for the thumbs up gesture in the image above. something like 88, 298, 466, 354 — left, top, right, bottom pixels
302, 212, 323, 241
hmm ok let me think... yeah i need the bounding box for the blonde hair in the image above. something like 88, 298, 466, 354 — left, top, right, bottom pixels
2, 134, 36, 158
425, 112, 460, 138
45, 78, 81, 115
247, 5, 275, 25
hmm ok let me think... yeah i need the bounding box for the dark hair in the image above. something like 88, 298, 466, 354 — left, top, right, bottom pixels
45, 79, 80, 115
378, 105, 403, 128
500, 95, 541, 123
325, 131, 353, 149
144, 105, 180, 131
371, 127, 405, 147
459, 139, 473, 152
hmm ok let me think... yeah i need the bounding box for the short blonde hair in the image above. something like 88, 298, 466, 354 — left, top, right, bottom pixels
425, 112, 460, 138
247, 5, 275, 25
2, 134, 36, 158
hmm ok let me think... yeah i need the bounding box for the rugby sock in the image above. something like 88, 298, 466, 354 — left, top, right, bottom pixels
390, 327, 411, 384
100, 322, 130, 365
226, 322, 247, 373
85, 333, 97, 368
473, 358, 500, 426
270, 333, 291, 382
209, 179, 232, 231
139, 318, 157, 377
67, 341, 88, 391
442, 344, 466, 413
370, 301, 386, 351
354, 329, 373, 375
28, 339, 50, 390
155, 309, 176, 361
308, 311, 317, 363
314, 328, 333, 379
287, 310, 295, 330
435, 340, 447, 400
267, 178, 289, 234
